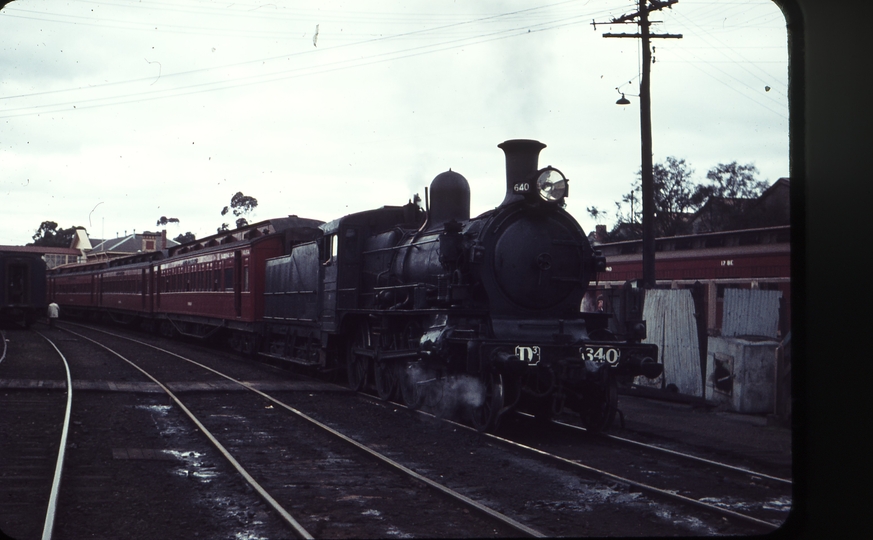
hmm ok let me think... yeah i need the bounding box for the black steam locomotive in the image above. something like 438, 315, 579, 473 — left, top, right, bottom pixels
48, 139, 661, 432
261, 139, 661, 432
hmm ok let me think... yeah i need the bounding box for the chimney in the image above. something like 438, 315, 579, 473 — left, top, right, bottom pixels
161, 230, 167, 250
596, 224, 608, 242
497, 139, 546, 206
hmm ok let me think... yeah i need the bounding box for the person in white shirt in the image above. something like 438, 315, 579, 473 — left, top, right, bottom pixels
47, 302, 59, 328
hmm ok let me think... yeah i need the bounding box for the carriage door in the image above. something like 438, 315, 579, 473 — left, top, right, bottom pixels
155, 265, 161, 309
141, 267, 148, 311
337, 227, 360, 310
321, 232, 339, 332
234, 250, 242, 317
5, 261, 29, 304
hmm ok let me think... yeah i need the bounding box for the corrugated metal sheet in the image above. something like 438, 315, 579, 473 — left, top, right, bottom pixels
721, 288, 782, 339
640, 289, 702, 396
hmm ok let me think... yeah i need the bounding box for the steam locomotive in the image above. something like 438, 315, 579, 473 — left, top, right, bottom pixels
48, 139, 661, 432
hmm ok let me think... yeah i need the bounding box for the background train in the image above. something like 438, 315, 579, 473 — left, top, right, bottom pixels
48, 139, 662, 432
0, 248, 47, 327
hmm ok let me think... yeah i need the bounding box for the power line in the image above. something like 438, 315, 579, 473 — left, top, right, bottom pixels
1, 0, 596, 104
0, 13, 595, 118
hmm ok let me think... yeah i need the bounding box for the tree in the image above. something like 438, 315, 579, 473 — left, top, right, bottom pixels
693, 162, 769, 232
219, 192, 258, 231
586, 206, 607, 223
30, 221, 84, 247
651, 157, 699, 236
607, 158, 773, 239
610, 157, 701, 239
156, 216, 180, 227
703, 162, 767, 199
174, 232, 196, 243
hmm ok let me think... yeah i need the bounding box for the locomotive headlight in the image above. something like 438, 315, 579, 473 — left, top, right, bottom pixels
535, 167, 568, 203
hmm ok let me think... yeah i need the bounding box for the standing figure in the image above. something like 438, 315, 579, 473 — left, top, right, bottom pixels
47, 302, 59, 329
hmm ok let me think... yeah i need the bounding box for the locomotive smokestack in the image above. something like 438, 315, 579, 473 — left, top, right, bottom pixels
498, 139, 546, 206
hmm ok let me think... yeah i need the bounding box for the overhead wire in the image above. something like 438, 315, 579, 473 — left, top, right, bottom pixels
0, 0, 788, 122
0, 0, 601, 104
0, 9, 601, 118
671, 8, 787, 94
626, 0, 789, 119
0, 2, 612, 118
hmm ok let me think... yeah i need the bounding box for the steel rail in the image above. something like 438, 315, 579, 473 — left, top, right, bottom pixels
408, 406, 783, 531
63, 321, 783, 531
347, 389, 784, 532
35, 331, 74, 540
66, 323, 546, 538
542, 415, 792, 486
60, 327, 314, 540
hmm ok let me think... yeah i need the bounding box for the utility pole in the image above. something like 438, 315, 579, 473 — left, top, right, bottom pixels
594, 0, 682, 289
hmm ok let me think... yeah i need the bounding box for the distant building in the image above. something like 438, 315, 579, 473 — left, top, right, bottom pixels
591, 178, 790, 243
0, 245, 82, 269
73, 230, 179, 262
691, 178, 789, 234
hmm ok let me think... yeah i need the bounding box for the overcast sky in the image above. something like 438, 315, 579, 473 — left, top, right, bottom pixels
0, 0, 788, 246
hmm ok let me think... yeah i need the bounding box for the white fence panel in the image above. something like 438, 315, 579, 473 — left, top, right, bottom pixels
639, 289, 702, 396
722, 288, 782, 339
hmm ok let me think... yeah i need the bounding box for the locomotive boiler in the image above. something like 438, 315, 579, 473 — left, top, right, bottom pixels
293, 139, 663, 432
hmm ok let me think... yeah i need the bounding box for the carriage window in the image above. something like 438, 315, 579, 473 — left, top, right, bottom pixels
224, 267, 234, 291
323, 234, 338, 264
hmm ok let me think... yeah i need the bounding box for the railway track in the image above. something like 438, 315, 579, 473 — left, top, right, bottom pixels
348, 381, 792, 532
2, 322, 792, 537
34, 323, 546, 538
335, 371, 792, 533
305, 391, 790, 534
539, 413, 791, 484
0, 329, 72, 540
470, 413, 789, 529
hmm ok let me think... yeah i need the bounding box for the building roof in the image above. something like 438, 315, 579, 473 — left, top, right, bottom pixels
0, 245, 80, 255
81, 230, 180, 261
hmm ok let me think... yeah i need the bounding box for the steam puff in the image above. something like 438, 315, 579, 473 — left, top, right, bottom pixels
405, 366, 486, 413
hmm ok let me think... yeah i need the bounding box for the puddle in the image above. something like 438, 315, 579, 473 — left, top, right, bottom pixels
385, 525, 413, 538
136, 404, 172, 415
164, 450, 218, 483
134, 404, 189, 436
762, 496, 792, 512
653, 510, 718, 535
203, 495, 274, 539
587, 484, 645, 504
165, 449, 204, 460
